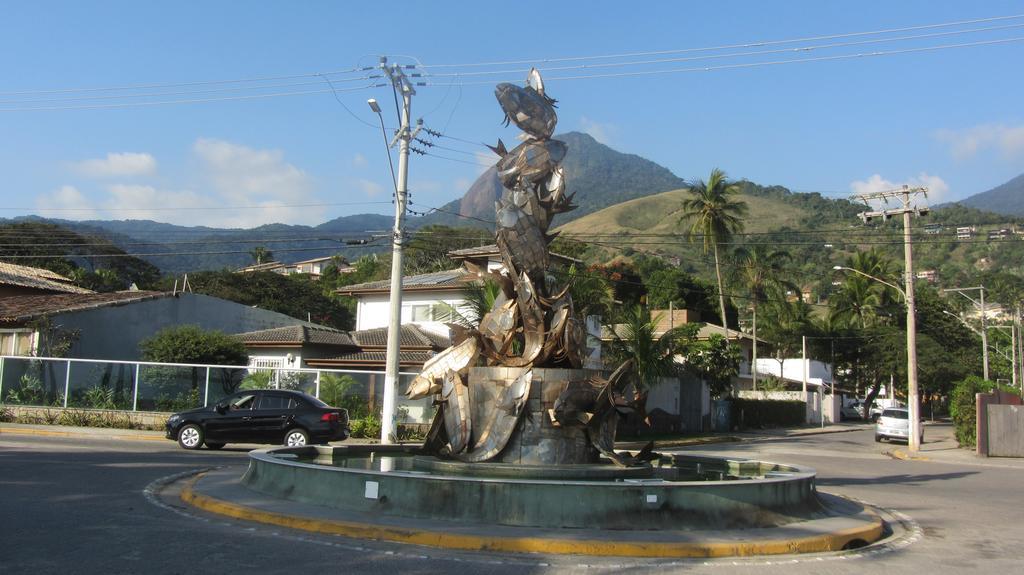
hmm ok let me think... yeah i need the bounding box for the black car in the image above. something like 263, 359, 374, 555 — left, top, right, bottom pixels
165, 389, 349, 450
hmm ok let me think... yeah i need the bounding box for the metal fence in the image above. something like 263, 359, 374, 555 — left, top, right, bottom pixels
0, 355, 430, 424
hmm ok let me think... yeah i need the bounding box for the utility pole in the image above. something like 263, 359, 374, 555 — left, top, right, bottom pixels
854, 184, 928, 452
378, 57, 422, 444
943, 286, 989, 381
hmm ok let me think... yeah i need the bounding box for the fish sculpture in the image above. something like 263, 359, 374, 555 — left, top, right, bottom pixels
457, 369, 532, 463
405, 336, 479, 400
440, 370, 472, 455
494, 68, 557, 140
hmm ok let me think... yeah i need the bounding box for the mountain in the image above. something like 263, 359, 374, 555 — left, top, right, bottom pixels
957, 173, 1024, 216
418, 131, 688, 228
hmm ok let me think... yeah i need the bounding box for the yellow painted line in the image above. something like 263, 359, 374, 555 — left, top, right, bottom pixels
0, 427, 166, 442
180, 475, 884, 558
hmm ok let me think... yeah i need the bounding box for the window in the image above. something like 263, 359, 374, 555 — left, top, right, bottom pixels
409, 303, 454, 323
229, 393, 257, 411
0, 330, 35, 356
258, 394, 295, 410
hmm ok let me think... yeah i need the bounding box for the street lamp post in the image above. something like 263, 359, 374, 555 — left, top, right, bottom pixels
833, 265, 920, 452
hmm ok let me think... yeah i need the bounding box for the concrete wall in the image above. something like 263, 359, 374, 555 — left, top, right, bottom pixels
645, 374, 710, 432
987, 405, 1024, 457
53, 293, 311, 361
737, 390, 838, 424
978, 390, 1023, 457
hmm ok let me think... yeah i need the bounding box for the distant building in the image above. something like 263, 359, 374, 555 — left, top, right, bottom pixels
923, 223, 942, 235
987, 229, 1010, 241
956, 226, 975, 240
916, 270, 937, 283
236, 256, 352, 279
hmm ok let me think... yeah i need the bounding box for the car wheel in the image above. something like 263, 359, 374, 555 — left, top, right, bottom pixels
875, 434, 884, 442
284, 428, 309, 447
177, 424, 204, 450
205, 442, 226, 450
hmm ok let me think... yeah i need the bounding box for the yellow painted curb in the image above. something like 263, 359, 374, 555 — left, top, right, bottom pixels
888, 449, 931, 461
0, 427, 165, 442
179, 475, 884, 558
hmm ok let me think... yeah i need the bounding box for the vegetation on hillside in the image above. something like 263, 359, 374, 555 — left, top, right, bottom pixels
0, 222, 162, 291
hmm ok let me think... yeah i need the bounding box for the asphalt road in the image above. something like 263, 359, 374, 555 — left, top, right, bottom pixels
1, 424, 1021, 574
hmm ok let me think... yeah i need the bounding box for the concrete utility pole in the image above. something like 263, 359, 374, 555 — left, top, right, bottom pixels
943, 286, 989, 381
854, 184, 928, 452
376, 57, 423, 444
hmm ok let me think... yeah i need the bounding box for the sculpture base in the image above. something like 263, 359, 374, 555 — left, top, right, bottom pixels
468, 366, 601, 465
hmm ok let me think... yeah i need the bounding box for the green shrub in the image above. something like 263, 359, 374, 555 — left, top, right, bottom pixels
240, 371, 273, 390
732, 398, 806, 429
5, 374, 46, 405
350, 413, 382, 439
949, 376, 1017, 447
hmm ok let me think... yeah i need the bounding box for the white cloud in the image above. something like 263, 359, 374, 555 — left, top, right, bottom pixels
849, 173, 951, 203
35, 185, 102, 219
357, 179, 385, 197
934, 123, 1024, 161
352, 153, 368, 168
579, 116, 616, 145
73, 152, 157, 178
192, 138, 318, 226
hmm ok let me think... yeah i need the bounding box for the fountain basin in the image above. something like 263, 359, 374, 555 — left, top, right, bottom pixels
241, 444, 824, 531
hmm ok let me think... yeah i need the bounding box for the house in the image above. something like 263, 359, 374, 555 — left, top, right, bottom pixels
336, 244, 579, 333
601, 308, 763, 432
956, 226, 975, 240
237, 256, 352, 279
916, 270, 937, 283
236, 323, 449, 371
0, 261, 93, 297
0, 291, 318, 361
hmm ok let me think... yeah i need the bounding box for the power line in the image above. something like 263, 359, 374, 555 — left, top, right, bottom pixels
0, 83, 383, 112
422, 22, 1024, 79
423, 37, 1024, 86
419, 14, 1024, 68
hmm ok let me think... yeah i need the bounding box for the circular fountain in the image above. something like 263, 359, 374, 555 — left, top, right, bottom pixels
210, 69, 886, 557
242, 444, 828, 532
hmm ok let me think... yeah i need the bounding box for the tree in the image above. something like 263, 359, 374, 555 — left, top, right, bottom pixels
604, 305, 698, 418
169, 270, 354, 330
249, 246, 273, 265
140, 325, 248, 365
678, 168, 748, 338
731, 245, 794, 389
686, 334, 741, 399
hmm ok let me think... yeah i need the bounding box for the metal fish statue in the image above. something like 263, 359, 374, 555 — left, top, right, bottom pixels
494, 69, 557, 140
405, 336, 479, 400
494, 139, 567, 189
457, 369, 532, 462
441, 370, 472, 454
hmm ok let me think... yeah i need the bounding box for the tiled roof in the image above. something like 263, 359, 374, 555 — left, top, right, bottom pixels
307, 349, 436, 367
0, 291, 170, 322
336, 269, 472, 294
352, 324, 450, 349
236, 325, 357, 347
0, 262, 94, 295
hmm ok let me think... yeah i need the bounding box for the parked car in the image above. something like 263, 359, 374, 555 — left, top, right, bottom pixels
841, 400, 882, 421
875, 407, 922, 444
165, 389, 350, 450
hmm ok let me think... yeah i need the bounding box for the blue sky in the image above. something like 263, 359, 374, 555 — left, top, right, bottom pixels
1, 1, 1022, 229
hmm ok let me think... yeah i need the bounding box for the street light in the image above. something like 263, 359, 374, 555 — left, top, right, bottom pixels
833, 265, 921, 452
832, 266, 905, 299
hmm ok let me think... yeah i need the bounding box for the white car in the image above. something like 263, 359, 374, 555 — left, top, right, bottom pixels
875, 408, 922, 444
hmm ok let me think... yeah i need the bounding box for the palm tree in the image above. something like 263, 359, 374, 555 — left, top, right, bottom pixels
679, 168, 748, 338
605, 305, 696, 417
731, 245, 795, 390
249, 246, 273, 265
